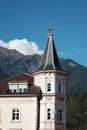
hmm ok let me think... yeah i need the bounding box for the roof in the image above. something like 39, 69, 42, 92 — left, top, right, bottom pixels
36, 25, 66, 72
0, 73, 41, 95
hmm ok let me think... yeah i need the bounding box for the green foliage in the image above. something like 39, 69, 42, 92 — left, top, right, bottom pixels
66, 93, 87, 130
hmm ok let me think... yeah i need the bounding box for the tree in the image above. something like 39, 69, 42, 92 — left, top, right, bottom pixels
66, 92, 87, 130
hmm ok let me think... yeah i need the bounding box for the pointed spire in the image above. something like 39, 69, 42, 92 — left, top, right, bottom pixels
37, 25, 65, 72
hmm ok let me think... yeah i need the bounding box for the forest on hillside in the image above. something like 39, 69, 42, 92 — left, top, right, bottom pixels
66, 93, 87, 130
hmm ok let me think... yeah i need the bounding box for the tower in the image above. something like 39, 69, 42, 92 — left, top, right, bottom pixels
33, 25, 68, 130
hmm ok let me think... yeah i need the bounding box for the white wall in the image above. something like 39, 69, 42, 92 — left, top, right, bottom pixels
34, 72, 55, 94
0, 96, 38, 130
34, 71, 66, 130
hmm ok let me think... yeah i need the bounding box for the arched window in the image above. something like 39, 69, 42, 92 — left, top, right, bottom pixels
57, 109, 62, 121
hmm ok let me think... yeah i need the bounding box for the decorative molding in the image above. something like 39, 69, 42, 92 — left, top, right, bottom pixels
46, 96, 53, 101
55, 123, 65, 129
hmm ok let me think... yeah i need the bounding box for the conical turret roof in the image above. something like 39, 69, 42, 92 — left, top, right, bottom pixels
37, 25, 65, 72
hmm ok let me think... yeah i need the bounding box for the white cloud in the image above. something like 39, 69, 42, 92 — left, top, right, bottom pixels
0, 39, 43, 55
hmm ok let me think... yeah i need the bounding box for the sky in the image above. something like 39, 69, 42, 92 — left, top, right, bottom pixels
0, 0, 87, 67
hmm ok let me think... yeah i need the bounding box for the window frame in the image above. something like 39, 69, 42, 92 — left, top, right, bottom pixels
19, 88, 26, 93
47, 83, 51, 92
57, 109, 62, 121
57, 84, 61, 93
12, 108, 20, 122
13, 89, 17, 93
47, 108, 51, 120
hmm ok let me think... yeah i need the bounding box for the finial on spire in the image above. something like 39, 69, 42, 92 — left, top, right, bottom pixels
48, 25, 52, 35
48, 15, 53, 36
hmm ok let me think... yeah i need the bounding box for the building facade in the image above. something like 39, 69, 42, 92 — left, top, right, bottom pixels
0, 73, 41, 130
0, 25, 67, 130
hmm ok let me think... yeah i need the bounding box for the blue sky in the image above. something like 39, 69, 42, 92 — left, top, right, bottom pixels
0, 0, 87, 67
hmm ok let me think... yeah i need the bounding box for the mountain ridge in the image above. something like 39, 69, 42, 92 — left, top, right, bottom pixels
0, 46, 87, 93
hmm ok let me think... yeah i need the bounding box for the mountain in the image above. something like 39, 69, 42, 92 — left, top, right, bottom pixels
0, 46, 41, 76
0, 66, 8, 80
0, 46, 87, 93
60, 59, 87, 93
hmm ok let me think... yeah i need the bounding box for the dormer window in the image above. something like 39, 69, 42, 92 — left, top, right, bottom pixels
13, 89, 16, 93
8, 81, 28, 93
19, 88, 26, 93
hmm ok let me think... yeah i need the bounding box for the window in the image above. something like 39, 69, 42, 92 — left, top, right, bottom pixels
19, 88, 22, 93
19, 88, 26, 93
57, 109, 62, 121
47, 83, 51, 91
47, 109, 51, 120
23, 88, 26, 92
13, 89, 16, 93
58, 84, 61, 93
9, 89, 12, 93
8, 81, 28, 94
12, 109, 20, 121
